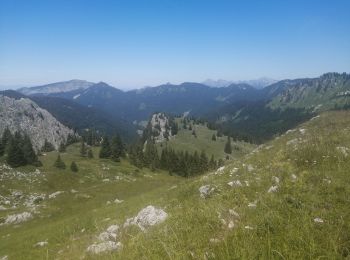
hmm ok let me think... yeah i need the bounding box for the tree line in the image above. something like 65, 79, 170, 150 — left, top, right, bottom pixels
0, 128, 41, 168
128, 139, 223, 177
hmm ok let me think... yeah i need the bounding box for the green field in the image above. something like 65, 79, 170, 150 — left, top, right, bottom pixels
1, 111, 350, 259
156, 118, 255, 160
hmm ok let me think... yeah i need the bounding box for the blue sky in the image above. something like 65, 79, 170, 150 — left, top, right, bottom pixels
0, 0, 349, 89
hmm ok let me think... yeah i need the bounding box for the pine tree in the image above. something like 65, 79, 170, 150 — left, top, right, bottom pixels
111, 134, 123, 162
99, 136, 111, 158
6, 136, 26, 167
212, 134, 217, 141
0, 140, 4, 157
42, 139, 55, 152
1, 128, 12, 149
80, 140, 87, 157
224, 136, 232, 154
209, 155, 217, 170
58, 142, 66, 153
53, 154, 66, 169
87, 149, 94, 158
199, 150, 209, 172
22, 134, 38, 165
70, 161, 78, 172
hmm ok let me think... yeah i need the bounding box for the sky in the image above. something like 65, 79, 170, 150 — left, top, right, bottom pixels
0, 0, 349, 90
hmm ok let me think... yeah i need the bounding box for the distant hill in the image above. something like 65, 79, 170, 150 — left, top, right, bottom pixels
18, 79, 94, 96
31, 96, 136, 140
17, 73, 350, 143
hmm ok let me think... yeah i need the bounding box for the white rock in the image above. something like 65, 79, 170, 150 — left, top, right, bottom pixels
229, 209, 240, 218
291, 174, 297, 181
70, 189, 78, 193
336, 146, 349, 157
34, 241, 48, 247
114, 198, 124, 204
48, 191, 64, 199
215, 166, 225, 175
299, 128, 307, 135
244, 226, 254, 230
86, 241, 122, 254
268, 185, 278, 193
227, 180, 242, 187
247, 164, 254, 172
0, 255, 8, 260
248, 202, 257, 208
98, 231, 117, 242
4, 212, 33, 225
106, 224, 119, 234
106, 201, 111, 205
272, 176, 280, 184
228, 221, 235, 229
209, 238, 220, 243
0, 206, 7, 211
199, 185, 215, 198
314, 217, 324, 223
124, 206, 167, 231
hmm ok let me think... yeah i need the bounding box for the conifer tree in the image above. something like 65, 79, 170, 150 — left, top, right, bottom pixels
199, 150, 209, 172
209, 155, 217, 170
224, 136, 232, 154
59, 142, 66, 153
80, 140, 87, 157
22, 134, 38, 165
53, 154, 66, 169
99, 136, 111, 158
87, 149, 94, 158
42, 139, 55, 152
70, 161, 78, 172
6, 136, 26, 167
1, 128, 12, 149
0, 140, 4, 157
111, 134, 123, 162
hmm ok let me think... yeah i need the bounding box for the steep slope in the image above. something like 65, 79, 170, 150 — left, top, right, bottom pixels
0, 93, 74, 151
31, 96, 135, 140
267, 72, 350, 110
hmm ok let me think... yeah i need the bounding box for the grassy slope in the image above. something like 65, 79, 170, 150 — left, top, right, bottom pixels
1, 111, 350, 259
156, 118, 255, 160
0, 144, 184, 259
119, 111, 350, 259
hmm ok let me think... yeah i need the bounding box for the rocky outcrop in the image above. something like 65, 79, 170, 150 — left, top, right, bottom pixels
124, 205, 168, 231
0, 95, 74, 151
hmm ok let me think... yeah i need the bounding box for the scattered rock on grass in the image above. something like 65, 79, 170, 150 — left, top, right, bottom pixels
34, 241, 48, 247
48, 191, 64, 199
268, 185, 278, 193
4, 212, 33, 225
314, 217, 324, 223
199, 185, 215, 198
124, 205, 167, 231
86, 241, 122, 254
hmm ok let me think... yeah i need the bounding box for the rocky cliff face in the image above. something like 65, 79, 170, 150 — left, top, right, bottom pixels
0, 95, 75, 151
149, 113, 174, 143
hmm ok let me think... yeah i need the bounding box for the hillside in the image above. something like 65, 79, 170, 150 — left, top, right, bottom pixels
31, 96, 136, 140
155, 117, 255, 160
0, 93, 74, 151
1, 110, 349, 259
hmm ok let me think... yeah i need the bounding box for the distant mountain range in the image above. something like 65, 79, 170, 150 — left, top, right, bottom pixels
202, 77, 277, 89
3, 72, 348, 143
